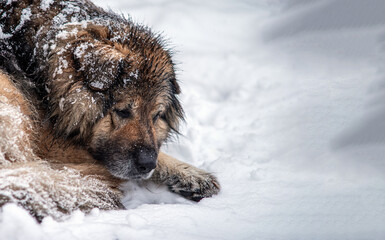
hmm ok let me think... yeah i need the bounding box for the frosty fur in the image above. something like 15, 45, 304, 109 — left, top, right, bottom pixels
0, 0, 220, 221
0, 71, 123, 221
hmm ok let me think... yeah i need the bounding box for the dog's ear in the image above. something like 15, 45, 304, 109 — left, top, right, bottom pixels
73, 43, 124, 91
170, 77, 181, 94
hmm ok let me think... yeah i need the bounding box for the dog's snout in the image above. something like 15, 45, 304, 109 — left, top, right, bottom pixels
135, 147, 157, 174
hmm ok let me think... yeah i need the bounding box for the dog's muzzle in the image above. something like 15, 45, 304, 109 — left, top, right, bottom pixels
133, 147, 157, 174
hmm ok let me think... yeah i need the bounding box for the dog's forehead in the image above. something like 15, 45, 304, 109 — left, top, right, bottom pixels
108, 38, 176, 109
112, 39, 174, 80
112, 79, 173, 110
119, 54, 174, 91
126, 53, 174, 83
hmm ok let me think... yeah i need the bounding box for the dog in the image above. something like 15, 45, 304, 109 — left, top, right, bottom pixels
0, 0, 220, 221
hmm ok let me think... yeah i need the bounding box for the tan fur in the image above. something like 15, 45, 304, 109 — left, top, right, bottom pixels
0, 72, 35, 164
0, 72, 32, 117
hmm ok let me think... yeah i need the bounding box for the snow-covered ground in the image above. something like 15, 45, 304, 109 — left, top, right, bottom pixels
2, 0, 385, 239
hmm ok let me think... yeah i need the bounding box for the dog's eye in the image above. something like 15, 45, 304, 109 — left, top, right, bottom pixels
115, 109, 132, 119
153, 111, 162, 123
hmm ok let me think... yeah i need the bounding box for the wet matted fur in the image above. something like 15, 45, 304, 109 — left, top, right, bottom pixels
0, 0, 220, 221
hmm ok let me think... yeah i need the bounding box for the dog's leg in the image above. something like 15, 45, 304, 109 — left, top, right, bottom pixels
151, 152, 220, 202
0, 161, 124, 222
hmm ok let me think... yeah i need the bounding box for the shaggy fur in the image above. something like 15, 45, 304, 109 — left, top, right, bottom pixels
0, 0, 220, 221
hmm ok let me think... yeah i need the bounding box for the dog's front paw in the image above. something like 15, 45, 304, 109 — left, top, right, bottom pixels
167, 166, 220, 202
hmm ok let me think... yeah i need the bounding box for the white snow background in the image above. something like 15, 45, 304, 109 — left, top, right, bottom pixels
1, 0, 385, 239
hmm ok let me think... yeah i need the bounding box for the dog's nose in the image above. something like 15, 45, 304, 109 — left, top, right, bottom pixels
135, 148, 157, 174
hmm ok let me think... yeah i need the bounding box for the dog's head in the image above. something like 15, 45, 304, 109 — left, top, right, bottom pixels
47, 22, 183, 179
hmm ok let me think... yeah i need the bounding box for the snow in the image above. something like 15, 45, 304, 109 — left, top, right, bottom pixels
40, 0, 53, 11
0, 204, 44, 240
1, 0, 385, 239
5, 0, 17, 6
0, 25, 12, 39
14, 7, 31, 32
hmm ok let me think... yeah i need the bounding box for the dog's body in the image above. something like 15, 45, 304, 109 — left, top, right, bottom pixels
0, 0, 219, 221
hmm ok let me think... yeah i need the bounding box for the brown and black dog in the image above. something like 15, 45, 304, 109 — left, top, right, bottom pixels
0, 0, 219, 221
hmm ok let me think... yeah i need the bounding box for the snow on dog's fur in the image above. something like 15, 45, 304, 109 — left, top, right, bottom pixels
0, 0, 219, 221
0, 72, 122, 221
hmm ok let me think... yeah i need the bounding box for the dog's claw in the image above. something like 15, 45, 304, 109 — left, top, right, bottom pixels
167, 168, 220, 201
